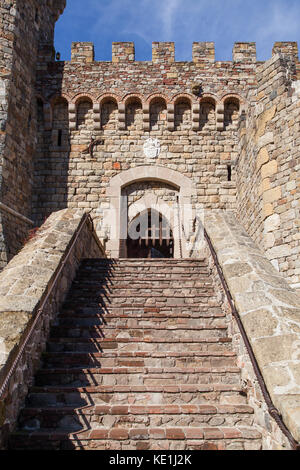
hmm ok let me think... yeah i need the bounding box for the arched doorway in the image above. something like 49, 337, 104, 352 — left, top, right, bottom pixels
104, 166, 197, 258
126, 209, 174, 258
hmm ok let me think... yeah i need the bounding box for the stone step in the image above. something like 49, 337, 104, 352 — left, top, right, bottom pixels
42, 351, 237, 369
75, 273, 211, 281
62, 299, 222, 311
68, 287, 215, 298
52, 317, 227, 331
9, 426, 262, 450
78, 266, 210, 275
81, 258, 207, 266
34, 366, 242, 387
54, 314, 227, 328
60, 306, 224, 317
26, 383, 248, 407
63, 299, 222, 310
49, 326, 228, 342
47, 336, 233, 353
73, 279, 213, 288
18, 404, 255, 432
58, 310, 226, 322
67, 291, 216, 301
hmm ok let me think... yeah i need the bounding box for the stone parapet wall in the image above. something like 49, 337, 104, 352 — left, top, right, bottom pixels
204, 210, 300, 447
236, 52, 300, 291
0, 208, 105, 448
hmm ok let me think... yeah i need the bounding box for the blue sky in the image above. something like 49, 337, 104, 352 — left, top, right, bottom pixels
55, 0, 300, 62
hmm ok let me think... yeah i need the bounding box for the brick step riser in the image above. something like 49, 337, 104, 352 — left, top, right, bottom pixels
26, 389, 248, 408
77, 269, 210, 276
60, 307, 224, 316
74, 275, 211, 282
46, 341, 233, 353
49, 329, 228, 341
62, 298, 222, 307
73, 280, 213, 288
9, 433, 262, 451
62, 301, 222, 310
65, 294, 216, 303
76, 269, 209, 275
34, 372, 242, 387
54, 317, 227, 328
80, 262, 208, 268
18, 411, 254, 432
58, 314, 226, 322
61, 301, 222, 311
83, 258, 206, 263
67, 289, 215, 299
42, 355, 237, 369
79, 260, 208, 269
66, 297, 216, 306
46, 340, 233, 353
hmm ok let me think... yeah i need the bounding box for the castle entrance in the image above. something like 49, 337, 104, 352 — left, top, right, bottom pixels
126, 209, 174, 258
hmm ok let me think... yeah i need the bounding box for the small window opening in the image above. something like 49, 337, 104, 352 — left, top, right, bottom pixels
58, 129, 62, 147
227, 165, 232, 182
35, 8, 39, 23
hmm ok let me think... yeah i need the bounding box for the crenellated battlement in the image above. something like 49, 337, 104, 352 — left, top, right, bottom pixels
232, 42, 257, 63
193, 42, 215, 63
71, 42, 95, 63
112, 42, 135, 63
68, 41, 299, 65
272, 41, 299, 61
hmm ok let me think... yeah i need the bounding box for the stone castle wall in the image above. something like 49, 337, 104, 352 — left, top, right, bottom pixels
33, 41, 256, 229
0, 0, 299, 288
32, 40, 300, 286
237, 48, 300, 290
0, 0, 65, 267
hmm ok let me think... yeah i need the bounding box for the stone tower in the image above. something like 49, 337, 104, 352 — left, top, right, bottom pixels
0, 0, 66, 267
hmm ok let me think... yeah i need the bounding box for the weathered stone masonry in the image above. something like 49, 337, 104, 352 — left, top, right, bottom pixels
237, 48, 300, 291
0, 0, 66, 267
31, 38, 300, 288
0, 0, 300, 451
34, 41, 251, 252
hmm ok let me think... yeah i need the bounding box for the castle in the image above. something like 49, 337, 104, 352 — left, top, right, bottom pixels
0, 0, 300, 451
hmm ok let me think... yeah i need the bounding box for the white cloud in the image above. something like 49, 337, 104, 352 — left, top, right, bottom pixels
161, 0, 181, 38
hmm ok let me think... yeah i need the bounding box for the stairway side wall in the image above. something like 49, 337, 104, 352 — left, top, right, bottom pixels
0, 208, 104, 449
203, 244, 290, 449
204, 210, 300, 448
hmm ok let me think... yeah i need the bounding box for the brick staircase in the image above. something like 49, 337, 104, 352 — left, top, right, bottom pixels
9, 259, 262, 450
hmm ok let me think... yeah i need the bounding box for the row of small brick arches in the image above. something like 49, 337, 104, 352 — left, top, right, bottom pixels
38, 92, 244, 132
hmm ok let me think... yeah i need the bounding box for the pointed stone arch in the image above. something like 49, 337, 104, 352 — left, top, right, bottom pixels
104, 166, 196, 258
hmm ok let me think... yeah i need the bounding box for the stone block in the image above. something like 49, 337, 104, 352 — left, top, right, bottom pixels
152, 42, 175, 64
192, 42, 215, 63
233, 42, 256, 63
256, 147, 270, 170
71, 42, 94, 63
263, 186, 281, 204
267, 244, 292, 259
261, 160, 278, 179
112, 42, 135, 63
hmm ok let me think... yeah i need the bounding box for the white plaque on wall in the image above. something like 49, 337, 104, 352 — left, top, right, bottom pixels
143, 138, 161, 158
